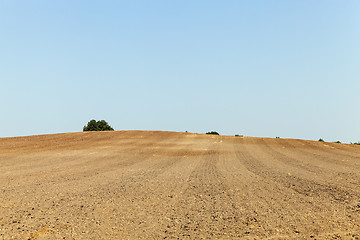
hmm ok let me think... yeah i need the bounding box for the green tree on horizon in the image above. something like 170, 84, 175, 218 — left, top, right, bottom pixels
83, 119, 114, 131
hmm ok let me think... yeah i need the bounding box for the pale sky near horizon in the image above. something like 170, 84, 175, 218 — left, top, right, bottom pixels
1, 1, 359, 143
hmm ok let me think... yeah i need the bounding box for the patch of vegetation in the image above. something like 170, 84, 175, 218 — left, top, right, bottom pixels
235, 134, 243, 137
83, 119, 114, 131
276, 137, 280, 139
318, 138, 324, 142
351, 142, 360, 145
206, 131, 219, 135
335, 141, 341, 144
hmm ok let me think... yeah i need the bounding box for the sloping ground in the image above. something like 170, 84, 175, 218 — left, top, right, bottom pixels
1, 131, 360, 239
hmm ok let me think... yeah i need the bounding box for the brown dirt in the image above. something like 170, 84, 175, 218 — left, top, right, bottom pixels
1, 131, 360, 239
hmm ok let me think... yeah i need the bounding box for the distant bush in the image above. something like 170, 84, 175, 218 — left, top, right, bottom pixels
206, 131, 219, 135
335, 141, 341, 144
235, 134, 243, 137
83, 119, 114, 131
351, 142, 360, 145
276, 137, 280, 139
318, 138, 324, 142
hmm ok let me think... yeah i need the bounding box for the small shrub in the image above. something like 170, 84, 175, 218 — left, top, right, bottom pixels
335, 141, 341, 144
276, 137, 280, 139
206, 131, 219, 135
351, 142, 360, 145
318, 138, 324, 142
83, 119, 114, 131
235, 134, 243, 137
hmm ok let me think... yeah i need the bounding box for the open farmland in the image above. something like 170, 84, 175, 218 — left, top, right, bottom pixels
1, 131, 360, 239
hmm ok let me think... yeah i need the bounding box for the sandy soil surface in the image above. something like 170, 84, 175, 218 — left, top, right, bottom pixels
1, 131, 360, 239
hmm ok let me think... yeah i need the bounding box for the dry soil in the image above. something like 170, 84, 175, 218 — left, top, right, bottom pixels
1, 131, 360, 239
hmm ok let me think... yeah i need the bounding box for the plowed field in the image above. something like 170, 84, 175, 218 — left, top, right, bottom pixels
1, 131, 360, 239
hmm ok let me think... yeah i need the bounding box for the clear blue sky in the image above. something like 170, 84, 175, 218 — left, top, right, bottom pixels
1, 0, 359, 142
